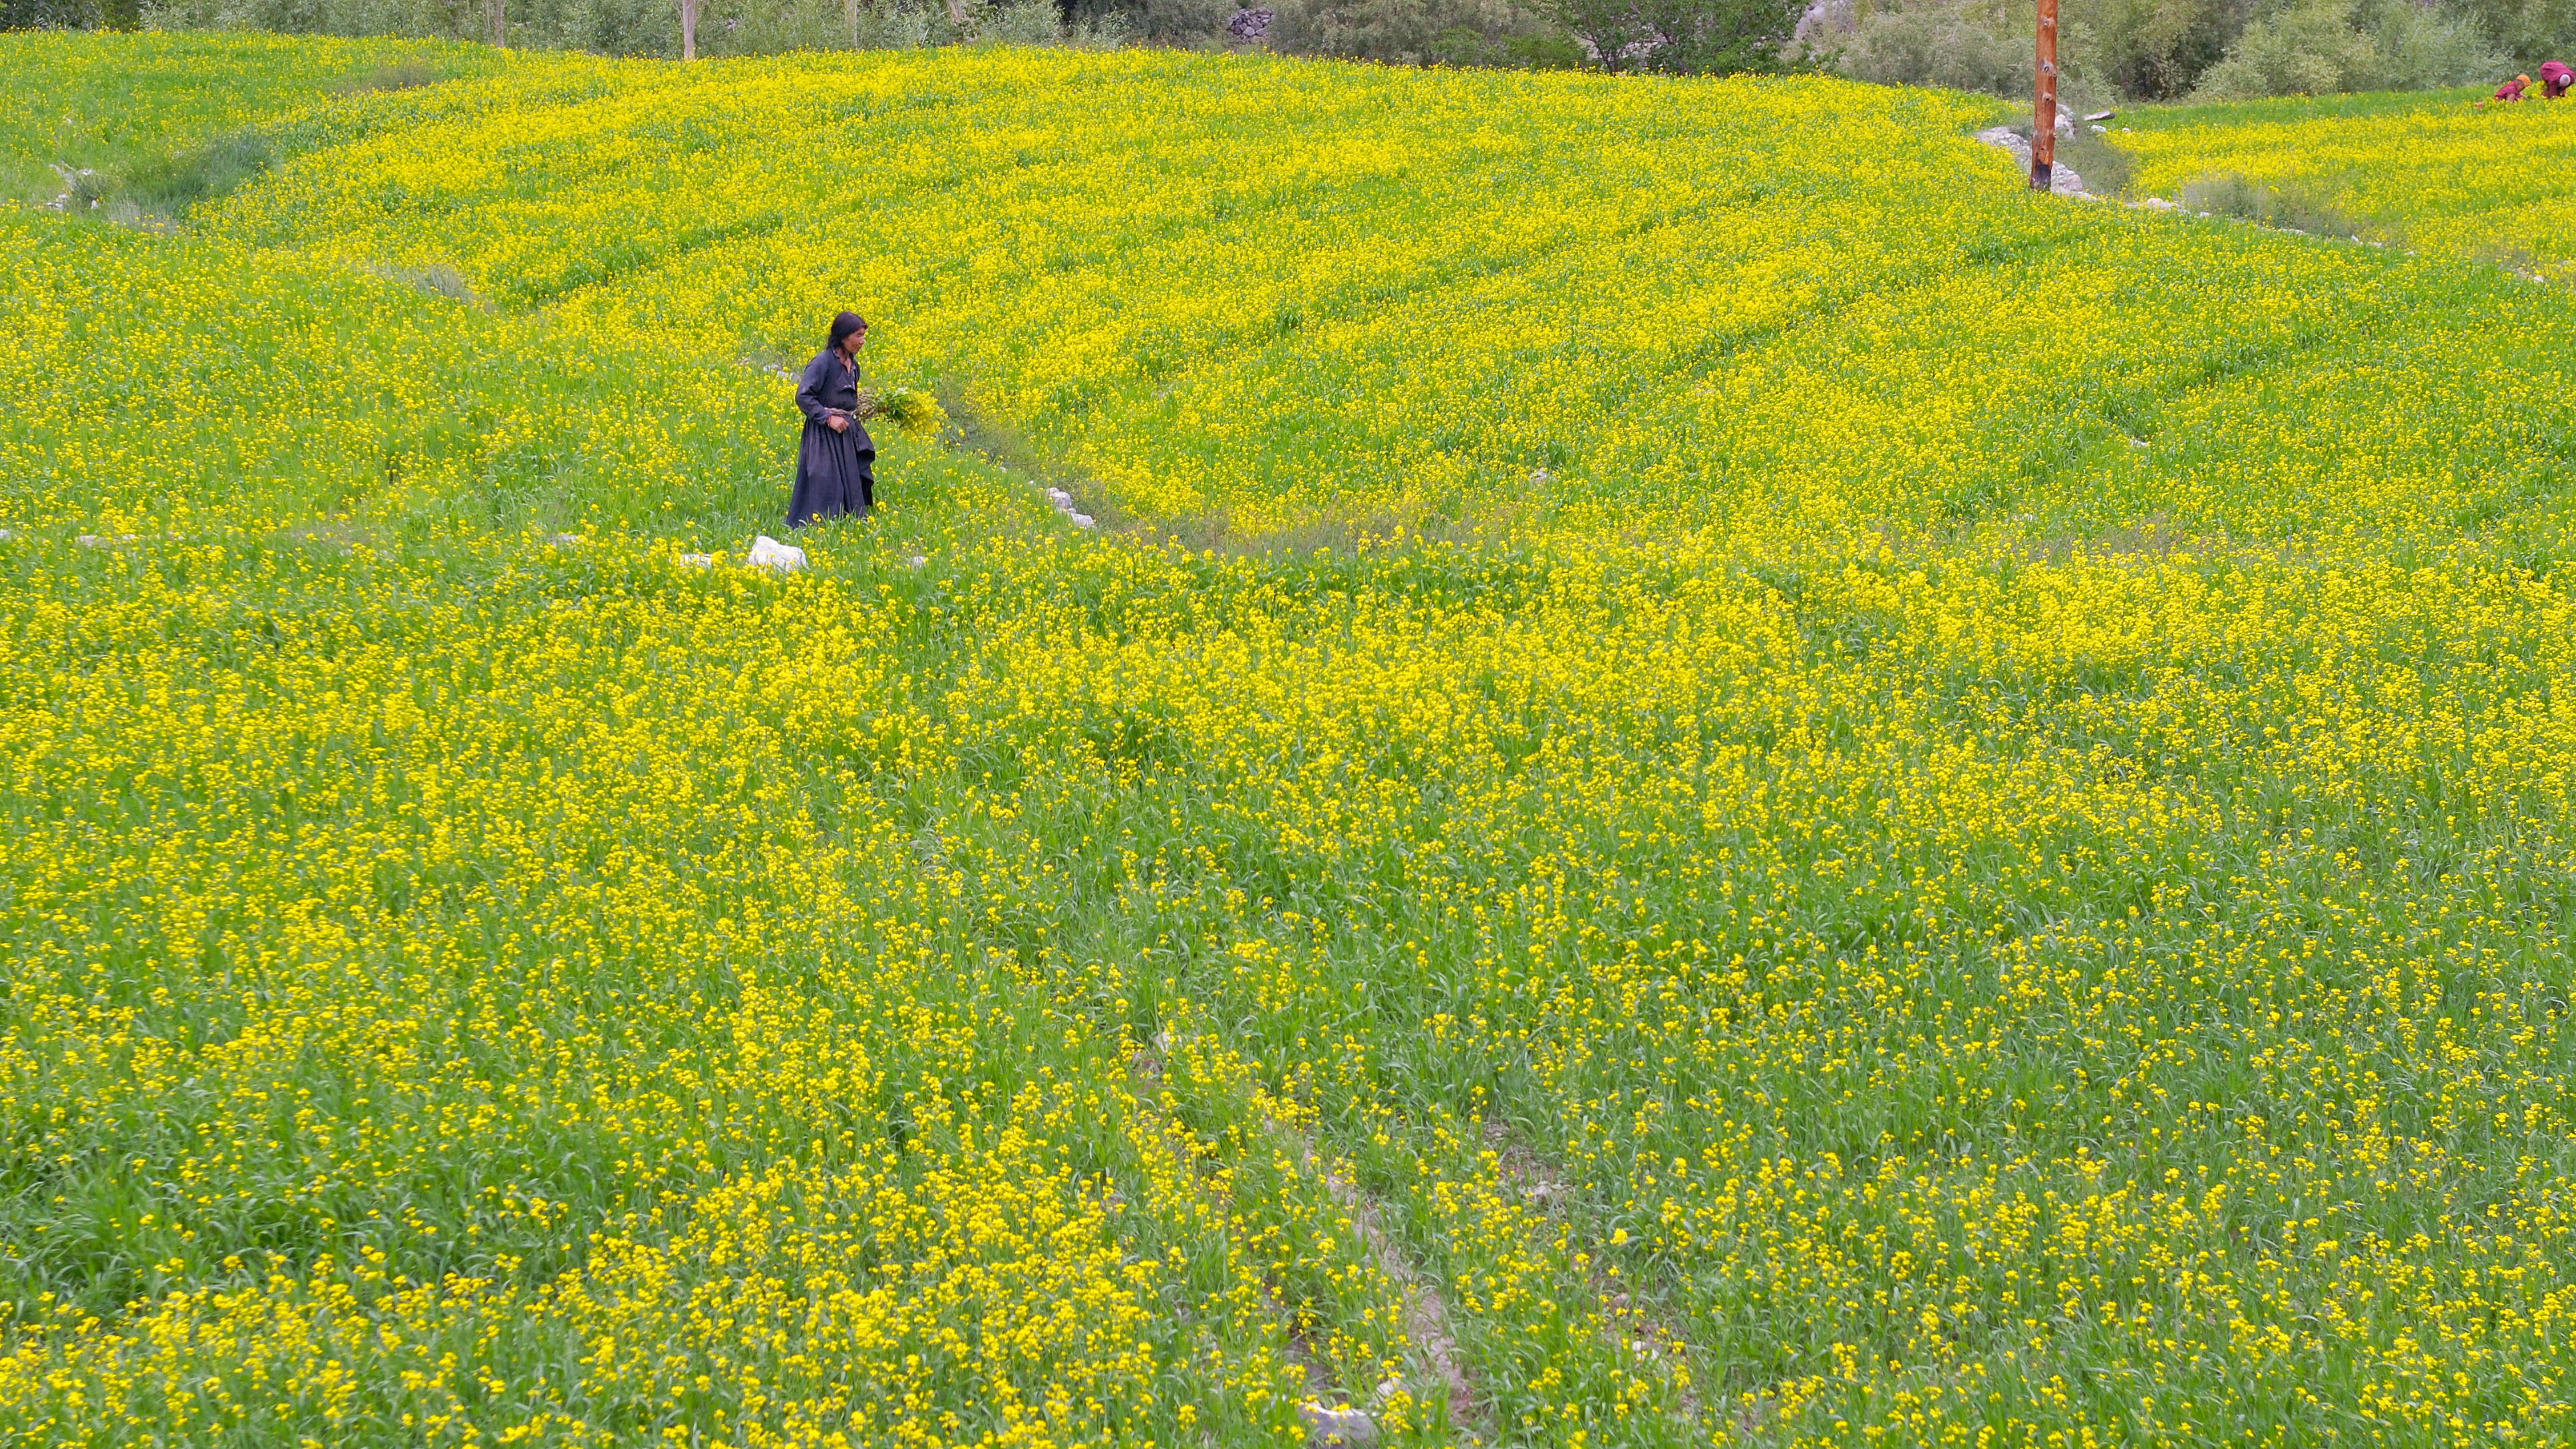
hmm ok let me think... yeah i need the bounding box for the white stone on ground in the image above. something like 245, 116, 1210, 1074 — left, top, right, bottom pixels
1972, 126, 2085, 197
746, 535, 806, 571
1035, 482, 1098, 532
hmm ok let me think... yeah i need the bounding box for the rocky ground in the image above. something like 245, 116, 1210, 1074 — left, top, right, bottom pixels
1975, 118, 2087, 197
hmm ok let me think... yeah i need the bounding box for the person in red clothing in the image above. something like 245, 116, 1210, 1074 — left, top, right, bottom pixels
2495, 73, 2531, 101
2542, 61, 2573, 98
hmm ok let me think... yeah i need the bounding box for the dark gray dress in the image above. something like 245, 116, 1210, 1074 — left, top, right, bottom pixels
788, 348, 875, 526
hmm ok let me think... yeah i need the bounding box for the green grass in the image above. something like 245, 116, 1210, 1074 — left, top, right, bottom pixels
0, 31, 520, 214
2108, 83, 2493, 132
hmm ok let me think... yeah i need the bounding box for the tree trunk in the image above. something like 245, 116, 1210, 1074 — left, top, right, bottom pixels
681, 0, 699, 59
491, 0, 506, 47
943, 0, 969, 29
846, 0, 859, 45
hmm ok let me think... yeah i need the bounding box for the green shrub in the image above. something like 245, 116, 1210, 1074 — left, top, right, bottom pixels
1268, 0, 1567, 65
2, 0, 140, 26
1834, 0, 2030, 94
2189, 0, 2504, 98
2072, 0, 2244, 98
2449, 0, 2576, 69
1067, 0, 1229, 41
1536, 0, 1807, 71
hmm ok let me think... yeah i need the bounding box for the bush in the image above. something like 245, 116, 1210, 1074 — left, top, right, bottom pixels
2071, 0, 2245, 98
2449, 0, 2576, 69
1828, 0, 2532, 102
2189, 0, 2504, 98
138, 0, 500, 44
699, 0, 938, 55
1068, 0, 1229, 41
128, 0, 1069, 56
1833, 0, 2030, 93
1537, 0, 1805, 71
1826, 0, 2239, 100
90, 0, 2574, 90
1267, 0, 1571, 65
4, 0, 140, 25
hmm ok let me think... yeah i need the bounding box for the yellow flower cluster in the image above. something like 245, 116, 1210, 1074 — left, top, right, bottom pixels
4, 29, 2576, 1449
2113, 91, 2576, 279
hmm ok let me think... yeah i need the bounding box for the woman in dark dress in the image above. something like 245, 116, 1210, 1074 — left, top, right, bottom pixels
787, 311, 875, 527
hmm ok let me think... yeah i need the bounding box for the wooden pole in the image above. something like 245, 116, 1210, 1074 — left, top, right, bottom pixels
2031, 0, 2059, 190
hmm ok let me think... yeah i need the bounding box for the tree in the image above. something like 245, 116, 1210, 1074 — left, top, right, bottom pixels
1640, 0, 1803, 71
1539, 0, 1804, 71
1544, 0, 1655, 67
679, 0, 698, 56
1, 0, 131, 25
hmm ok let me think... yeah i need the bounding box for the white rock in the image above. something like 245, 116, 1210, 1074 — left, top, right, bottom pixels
1297, 1402, 1377, 1445
1045, 487, 1074, 507
677, 552, 715, 569
905, 554, 929, 569
1971, 126, 2084, 193
746, 535, 807, 571
1068, 513, 1095, 529
547, 532, 583, 547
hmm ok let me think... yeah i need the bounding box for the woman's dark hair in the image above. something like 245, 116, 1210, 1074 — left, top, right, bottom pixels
828, 311, 868, 347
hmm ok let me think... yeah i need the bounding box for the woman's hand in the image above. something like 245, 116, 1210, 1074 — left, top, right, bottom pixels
827, 414, 849, 434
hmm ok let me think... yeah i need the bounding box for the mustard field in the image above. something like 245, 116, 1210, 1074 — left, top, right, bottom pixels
2110, 87, 2576, 280
5, 31, 2576, 1448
